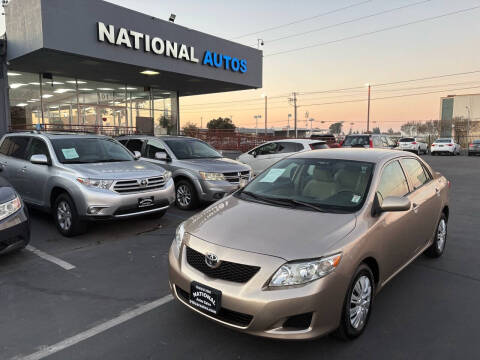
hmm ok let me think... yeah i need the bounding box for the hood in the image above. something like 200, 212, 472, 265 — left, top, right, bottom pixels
176, 158, 251, 173
185, 196, 356, 261
64, 160, 166, 179
0, 178, 17, 203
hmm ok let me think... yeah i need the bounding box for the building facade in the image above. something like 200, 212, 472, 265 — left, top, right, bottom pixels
1, 0, 263, 135
440, 94, 480, 144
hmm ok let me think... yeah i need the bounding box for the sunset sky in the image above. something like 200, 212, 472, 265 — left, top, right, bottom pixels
3, 0, 480, 132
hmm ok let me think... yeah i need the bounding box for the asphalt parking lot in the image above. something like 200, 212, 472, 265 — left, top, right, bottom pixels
1, 155, 479, 360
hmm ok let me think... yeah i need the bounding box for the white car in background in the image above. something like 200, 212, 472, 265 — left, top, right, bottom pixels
397, 137, 428, 155
431, 138, 462, 156
237, 139, 328, 175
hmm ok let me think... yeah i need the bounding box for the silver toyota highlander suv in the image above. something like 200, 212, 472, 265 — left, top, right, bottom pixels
0, 132, 175, 236
118, 135, 251, 210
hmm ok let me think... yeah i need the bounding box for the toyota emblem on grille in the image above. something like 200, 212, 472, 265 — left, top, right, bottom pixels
205, 253, 220, 268
140, 179, 148, 187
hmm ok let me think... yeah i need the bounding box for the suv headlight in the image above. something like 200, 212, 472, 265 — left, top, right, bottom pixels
269, 253, 342, 287
163, 170, 172, 182
173, 221, 186, 253
0, 197, 22, 221
77, 178, 114, 190
199, 172, 225, 181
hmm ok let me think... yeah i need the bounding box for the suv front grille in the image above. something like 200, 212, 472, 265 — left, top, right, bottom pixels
223, 171, 250, 184
113, 176, 165, 193
186, 247, 260, 283
175, 285, 253, 327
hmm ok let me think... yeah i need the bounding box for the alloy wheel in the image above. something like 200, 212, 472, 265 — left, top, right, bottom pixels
349, 275, 372, 330
57, 200, 72, 231
436, 219, 447, 252
177, 184, 192, 207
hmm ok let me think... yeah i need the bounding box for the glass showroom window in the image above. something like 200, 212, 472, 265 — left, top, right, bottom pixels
153, 89, 175, 135
7, 71, 42, 129
40, 75, 77, 128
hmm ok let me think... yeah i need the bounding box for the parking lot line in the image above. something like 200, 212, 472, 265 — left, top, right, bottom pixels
13, 294, 174, 360
25, 245, 76, 271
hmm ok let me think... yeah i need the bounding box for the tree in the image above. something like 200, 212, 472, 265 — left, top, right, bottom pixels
207, 117, 236, 130
182, 122, 199, 136
387, 128, 394, 135
372, 127, 381, 134
329, 122, 343, 135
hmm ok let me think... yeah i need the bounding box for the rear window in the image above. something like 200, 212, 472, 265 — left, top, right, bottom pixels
0, 136, 29, 159
343, 136, 370, 147
277, 142, 303, 153
309, 142, 329, 150
435, 139, 452, 143
399, 138, 415, 142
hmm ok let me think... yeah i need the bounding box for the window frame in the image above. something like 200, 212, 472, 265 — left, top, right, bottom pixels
25, 137, 52, 164
399, 157, 432, 193
376, 159, 411, 201
122, 138, 146, 156
0, 135, 30, 160
145, 138, 171, 160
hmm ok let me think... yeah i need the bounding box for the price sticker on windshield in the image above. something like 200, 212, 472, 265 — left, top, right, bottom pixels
259, 168, 285, 183
61, 148, 79, 159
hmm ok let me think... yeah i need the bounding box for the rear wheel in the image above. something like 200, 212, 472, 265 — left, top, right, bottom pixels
335, 264, 375, 340
425, 214, 447, 258
53, 193, 86, 237
175, 180, 199, 210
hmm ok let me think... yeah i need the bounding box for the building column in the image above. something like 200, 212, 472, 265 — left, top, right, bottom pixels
0, 38, 10, 136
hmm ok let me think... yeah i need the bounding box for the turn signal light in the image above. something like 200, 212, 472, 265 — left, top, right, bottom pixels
448, 144, 453, 146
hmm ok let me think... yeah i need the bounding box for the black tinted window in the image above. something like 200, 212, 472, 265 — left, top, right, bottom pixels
124, 139, 144, 153
255, 142, 278, 155
0, 136, 29, 159
146, 139, 167, 159
399, 138, 415, 142
310, 142, 329, 150
343, 136, 370, 146
377, 161, 409, 201
26, 138, 50, 160
277, 142, 301, 153
401, 158, 429, 190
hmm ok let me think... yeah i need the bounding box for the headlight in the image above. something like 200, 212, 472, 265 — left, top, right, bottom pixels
163, 170, 172, 182
199, 172, 225, 181
174, 221, 186, 253
269, 253, 342, 287
0, 196, 22, 221
77, 178, 114, 190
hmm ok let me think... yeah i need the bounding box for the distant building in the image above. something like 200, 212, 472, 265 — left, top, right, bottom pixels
440, 94, 480, 143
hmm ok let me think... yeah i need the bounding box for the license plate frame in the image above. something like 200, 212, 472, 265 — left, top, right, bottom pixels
138, 196, 154, 208
189, 282, 222, 315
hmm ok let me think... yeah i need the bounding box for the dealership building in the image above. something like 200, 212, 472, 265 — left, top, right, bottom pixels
0, 0, 262, 135
440, 94, 480, 143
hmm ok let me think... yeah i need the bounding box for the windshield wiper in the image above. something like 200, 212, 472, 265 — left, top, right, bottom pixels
240, 191, 289, 206
270, 197, 329, 212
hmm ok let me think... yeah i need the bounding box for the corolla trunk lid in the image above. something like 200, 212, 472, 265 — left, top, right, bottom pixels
185, 196, 356, 261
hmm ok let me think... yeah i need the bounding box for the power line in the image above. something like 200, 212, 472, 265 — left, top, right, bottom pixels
230, 0, 373, 40
254, 0, 432, 46
265, 5, 480, 57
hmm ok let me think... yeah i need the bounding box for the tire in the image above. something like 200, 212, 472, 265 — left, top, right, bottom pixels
53, 193, 86, 237
334, 264, 375, 340
175, 179, 199, 210
424, 214, 447, 258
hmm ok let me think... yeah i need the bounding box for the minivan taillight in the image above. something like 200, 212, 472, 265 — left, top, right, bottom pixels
411, 142, 417, 144
369, 139, 373, 148
448, 144, 453, 146
431, 144, 435, 146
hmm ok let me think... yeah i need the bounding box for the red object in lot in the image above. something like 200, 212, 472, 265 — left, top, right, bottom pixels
431, 144, 435, 147
448, 144, 453, 146
469, 143, 474, 147
412, 142, 417, 144
369, 139, 373, 148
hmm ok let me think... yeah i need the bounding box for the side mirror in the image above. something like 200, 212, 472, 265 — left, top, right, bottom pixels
373, 194, 411, 216
30, 154, 49, 165
133, 151, 141, 160
155, 152, 168, 161
252, 151, 257, 158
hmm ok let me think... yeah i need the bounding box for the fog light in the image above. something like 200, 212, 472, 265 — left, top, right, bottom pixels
87, 206, 107, 215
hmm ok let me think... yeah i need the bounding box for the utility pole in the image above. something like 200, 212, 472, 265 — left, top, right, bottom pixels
287, 113, 291, 138
200, 116, 203, 129
254, 115, 262, 136
289, 92, 298, 138
264, 95, 268, 135
366, 83, 371, 133
305, 111, 309, 129
466, 105, 471, 155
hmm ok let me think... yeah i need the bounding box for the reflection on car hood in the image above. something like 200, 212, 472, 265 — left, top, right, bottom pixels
176, 157, 251, 173
64, 160, 165, 179
185, 196, 356, 261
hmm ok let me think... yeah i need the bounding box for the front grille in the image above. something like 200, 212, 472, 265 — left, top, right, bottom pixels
113, 176, 165, 194
186, 247, 260, 283
175, 285, 253, 327
223, 171, 250, 184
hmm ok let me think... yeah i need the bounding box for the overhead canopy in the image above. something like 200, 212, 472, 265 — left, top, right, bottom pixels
5, 0, 263, 96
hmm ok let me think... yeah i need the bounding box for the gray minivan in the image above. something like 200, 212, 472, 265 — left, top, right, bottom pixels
118, 135, 252, 210
0, 133, 175, 236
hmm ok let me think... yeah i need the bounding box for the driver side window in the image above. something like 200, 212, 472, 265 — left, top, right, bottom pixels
146, 139, 167, 159
255, 142, 278, 156
377, 161, 410, 202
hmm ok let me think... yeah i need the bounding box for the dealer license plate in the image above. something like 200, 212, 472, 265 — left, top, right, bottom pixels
189, 282, 221, 315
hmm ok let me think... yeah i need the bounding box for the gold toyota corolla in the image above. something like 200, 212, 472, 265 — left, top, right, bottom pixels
169, 149, 449, 340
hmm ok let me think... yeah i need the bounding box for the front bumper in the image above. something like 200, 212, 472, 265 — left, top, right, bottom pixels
196, 179, 244, 202
77, 179, 176, 219
0, 207, 30, 255
168, 234, 348, 340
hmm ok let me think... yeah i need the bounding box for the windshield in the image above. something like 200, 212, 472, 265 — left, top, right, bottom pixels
165, 139, 221, 159
51, 138, 133, 164
342, 135, 370, 146
237, 158, 374, 213
435, 139, 452, 143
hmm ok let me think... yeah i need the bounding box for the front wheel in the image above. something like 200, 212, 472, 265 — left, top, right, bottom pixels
53, 193, 86, 237
335, 264, 375, 340
425, 214, 447, 258
175, 180, 199, 210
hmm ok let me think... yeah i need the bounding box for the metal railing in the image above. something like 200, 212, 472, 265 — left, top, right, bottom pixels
9, 124, 139, 137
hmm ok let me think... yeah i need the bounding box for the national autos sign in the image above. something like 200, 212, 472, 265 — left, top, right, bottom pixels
97, 22, 248, 74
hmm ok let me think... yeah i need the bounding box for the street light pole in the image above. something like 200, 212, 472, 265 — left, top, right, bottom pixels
254, 115, 262, 136
366, 83, 371, 133
262, 94, 267, 135
466, 105, 471, 155
287, 113, 291, 138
